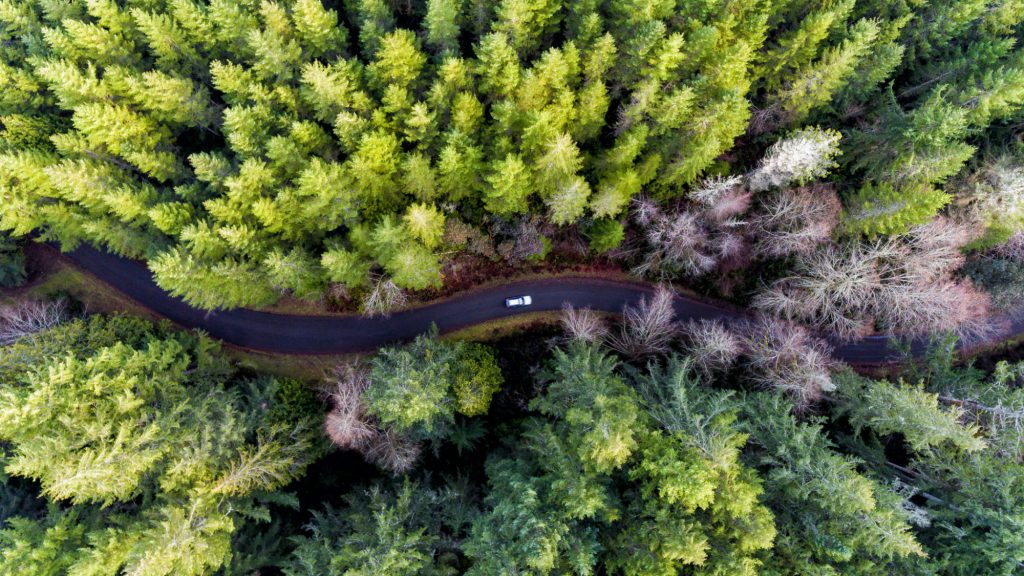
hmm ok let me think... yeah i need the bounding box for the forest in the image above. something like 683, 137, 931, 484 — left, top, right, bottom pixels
1, 0, 1024, 573
0, 299, 1021, 575
0, 0, 1022, 323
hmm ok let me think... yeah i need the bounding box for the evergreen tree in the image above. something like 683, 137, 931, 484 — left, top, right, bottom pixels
363, 332, 503, 441
741, 392, 925, 573
284, 480, 471, 576
150, 248, 278, 310
0, 315, 320, 576
0, 234, 25, 288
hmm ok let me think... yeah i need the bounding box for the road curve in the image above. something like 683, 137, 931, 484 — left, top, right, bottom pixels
50, 243, 1016, 364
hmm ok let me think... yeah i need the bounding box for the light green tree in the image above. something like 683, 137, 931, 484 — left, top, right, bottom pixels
402, 203, 446, 249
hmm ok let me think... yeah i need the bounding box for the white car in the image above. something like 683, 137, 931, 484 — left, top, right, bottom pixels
505, 295, 533, 308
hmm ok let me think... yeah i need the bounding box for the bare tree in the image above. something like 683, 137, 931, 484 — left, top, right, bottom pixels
322, 362, 378, 450
753, 243, 880, 341
705, 188, 752, 224
750, 184, 841, 258
689, 175, 743, 206
608, 286, 677, 358
899, 217, 974, 283
322, 362, 423, 475
711, 228, 752, 273
630, 190, 753, 281
679, 319, 742, 377
631, 202, 717, 279
361, 276, 408, 318
560, 304, 608, 343
877, 277, 994, 344
740, 317, 835, 411
360, 430, 422, 475
756, 218, 993, 342
0, 298, 69, 346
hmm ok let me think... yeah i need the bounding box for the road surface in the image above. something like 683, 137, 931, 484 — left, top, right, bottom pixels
53, 243, 1013, 364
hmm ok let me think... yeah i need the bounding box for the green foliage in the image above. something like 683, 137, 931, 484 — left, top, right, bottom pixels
0, 0, 788, 308
841, 180, 951, 236
465, 346, 775, 575
0, 233, 26, 288
363, 332, 503, 439
585, 218, 624, 254
403, 203, 445, 249
284, 480, 471, 576
452, 344, 504, 417
741, 392, 925, 573
835, 347, 1024, 575
0, 314, 320, 576
531, 345, 640, 473
149, 248, 278, 310
834, 370, 986, 453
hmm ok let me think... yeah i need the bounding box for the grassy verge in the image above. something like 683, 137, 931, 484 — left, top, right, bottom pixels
441, 311, 563, 343
440, 310, 622, 343
223, 347, 360, 381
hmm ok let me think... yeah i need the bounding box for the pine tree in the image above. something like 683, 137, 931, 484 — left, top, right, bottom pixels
0, 315, 319, 576
321, 246, 372, 288
150, 248, 278, 310
842, 181, 951, 236
424, 0, 463, 55
485, 153, 533, 215
284, 481, 469, 576
741, 392, 925, 572
263, 246, 326, 301
402, 203, 445, 248
292, 0, 347, 58
769, 19, 880, 127
585, 218, 625, 253
363, 332, 461, 439
385, 243, 443, 290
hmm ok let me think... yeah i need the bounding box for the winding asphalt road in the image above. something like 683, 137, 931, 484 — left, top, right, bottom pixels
50, 243, 1016, 364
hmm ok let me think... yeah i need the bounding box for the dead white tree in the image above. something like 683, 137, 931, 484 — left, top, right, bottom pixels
748, 127, 842, 192
560, 304, 608, 343
0, 298, 69, 346
608, 286, 677, 358
689, 175, 744, 206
